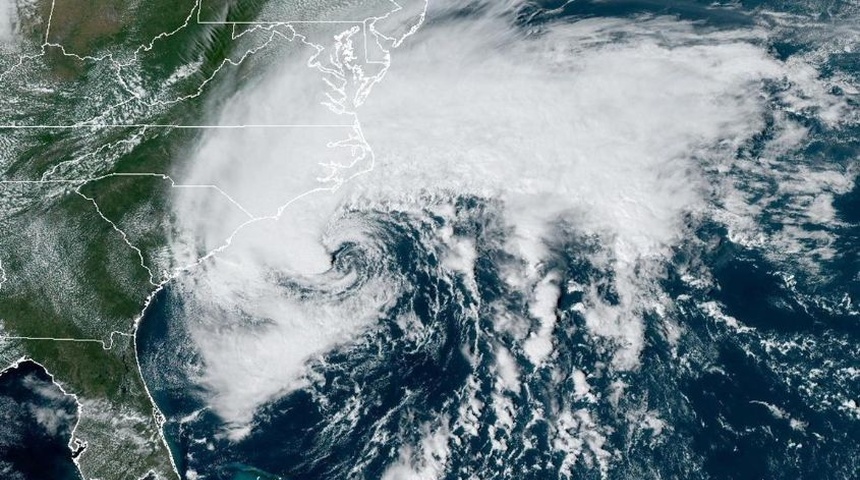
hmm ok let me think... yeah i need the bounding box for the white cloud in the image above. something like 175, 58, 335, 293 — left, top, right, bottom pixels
0, 0, 17, 44
28, 405, 75, 436
381, 419, 452, 480
353, 13, 784, 370
179, 210, 404, 431
523, 273, 561, 366
171, 3, 844, 434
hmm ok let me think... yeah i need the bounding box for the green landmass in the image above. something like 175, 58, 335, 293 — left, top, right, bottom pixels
0, 182, 173, 478
0, 0, 277, 479
79, 173, 177, 281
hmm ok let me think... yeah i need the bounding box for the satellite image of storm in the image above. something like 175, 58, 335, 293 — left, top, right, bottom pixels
0, 0, 858, 479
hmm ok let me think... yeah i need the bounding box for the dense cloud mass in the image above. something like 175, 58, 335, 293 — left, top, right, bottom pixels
0, 0, 857, 478
175, 2, 846, 428
140, 0, 860, 478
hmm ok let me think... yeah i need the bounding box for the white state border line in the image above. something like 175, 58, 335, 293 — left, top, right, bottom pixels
195, 0, 398, 25
0, 1, 427, 478
1, 0, 393, 129
216, 18, 390, 65
0, 336, 113, 344
203, 20, 370, 24
0, 124, 354, 128
0, 329, 134, 351
0, 172, 261, 349
2, 173, 255, 215
0, 357, 88, 480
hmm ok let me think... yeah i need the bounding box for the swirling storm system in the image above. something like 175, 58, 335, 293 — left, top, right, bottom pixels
0, 0, 858, 479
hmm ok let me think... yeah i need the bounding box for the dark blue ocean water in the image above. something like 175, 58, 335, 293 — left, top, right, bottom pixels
136, 0, 860, 478
7, 0, 860, 479
135, 185, 859, 480
0, 361, 81, 480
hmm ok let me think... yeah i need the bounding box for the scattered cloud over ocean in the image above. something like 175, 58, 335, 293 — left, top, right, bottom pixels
171, 1, 850, 436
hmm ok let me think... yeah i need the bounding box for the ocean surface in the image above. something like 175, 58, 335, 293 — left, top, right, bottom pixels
136, 198, 860, 479
134, 1, 860, 478
3, 0, 859, 479
0, 361, 81, 480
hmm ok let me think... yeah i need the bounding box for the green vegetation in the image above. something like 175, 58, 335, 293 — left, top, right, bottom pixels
16, 0, 53, 46
0, 189, 151, 340
79, 173, 176, 280
46, 0, 130, 55
18, 335, 176, 479
199, 0, 271, 23
0, 0, 293, 478
114, 128, 203, 174
0, 186, 174, 478
19, 336, 150, 413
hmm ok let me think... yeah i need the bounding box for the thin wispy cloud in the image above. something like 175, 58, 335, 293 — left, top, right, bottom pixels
170, 3, 849, 439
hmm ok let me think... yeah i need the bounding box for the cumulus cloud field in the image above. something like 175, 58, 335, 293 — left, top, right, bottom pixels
169, 0, 851, 436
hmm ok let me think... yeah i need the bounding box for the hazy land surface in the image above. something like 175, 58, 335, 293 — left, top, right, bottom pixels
0, 0, 404, 477
1, 0, 858, 479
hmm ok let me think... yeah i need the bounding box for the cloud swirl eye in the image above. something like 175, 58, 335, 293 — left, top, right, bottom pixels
135, 1, 860, 479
